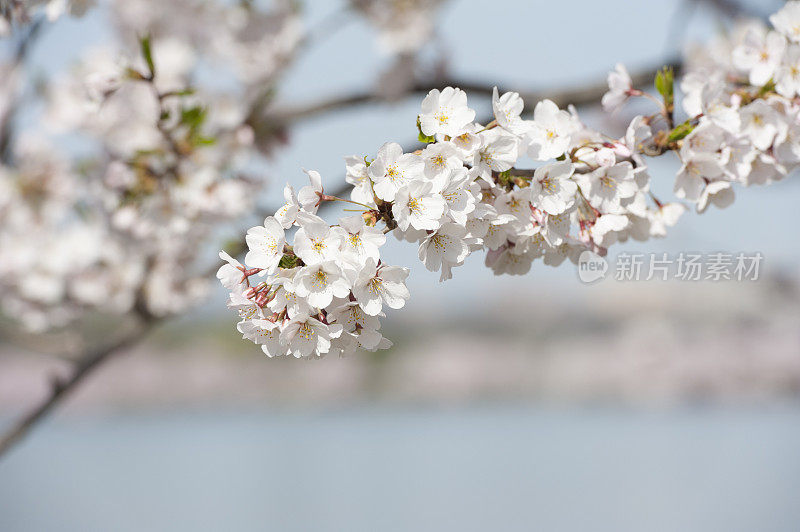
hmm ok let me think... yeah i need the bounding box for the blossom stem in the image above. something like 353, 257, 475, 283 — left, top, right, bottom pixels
320, 195, 374, 210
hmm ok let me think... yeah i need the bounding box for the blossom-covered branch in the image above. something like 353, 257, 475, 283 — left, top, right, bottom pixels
221, 2, 800, 359
0, 0, 786, 458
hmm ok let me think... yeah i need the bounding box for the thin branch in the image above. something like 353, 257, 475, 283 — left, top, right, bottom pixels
0, 316, 158, 457
0, 17, 45, 164
257, 57, 682, 132
693, 0, 772, 19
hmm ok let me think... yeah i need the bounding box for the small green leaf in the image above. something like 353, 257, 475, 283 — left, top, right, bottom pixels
139, 34, 155, 78
124, 67, 146, 81
222, 239, 246, 257
758, 79, 776, 96
416, 116, 435, 144
667, 121, 694, 142
192, 136, 217, 147
655, 66, 675, 112
278, 253, 299, 269
180, 105, 207, 131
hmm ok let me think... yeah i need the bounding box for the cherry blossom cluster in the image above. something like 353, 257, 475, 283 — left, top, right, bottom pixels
604, 1, 800, 211
0, 63, 256, 330
0, 1, 303, 331
0, 0, 455, 334
222, 3, 800, 359
218, 178, 405, 358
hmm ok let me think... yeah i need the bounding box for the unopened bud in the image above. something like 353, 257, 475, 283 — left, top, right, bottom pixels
362, 210, 379, 226
242, 267, 262, 280
255, 291, 270, 307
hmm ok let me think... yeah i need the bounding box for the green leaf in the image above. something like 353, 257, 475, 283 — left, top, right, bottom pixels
655, 66, 674, 109
667, 121, 694, 142
758, 79, 776, 96
139, 34, 155, 78
221, 239, 246, 257
192, 136, 217, 147
278, 253, 299, 269
416, 116, 435, 144
180, 106, 207, 131
124, 67, 146, 81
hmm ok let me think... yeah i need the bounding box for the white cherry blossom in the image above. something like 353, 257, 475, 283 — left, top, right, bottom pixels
344, 155, 375, 206
576, 162, 638, 214
526, 99, 575, 161
392, 180, 446, 231
602, 63, 635, 111
528, 161, 577, 215
368, 141, 424, 201
244, 217, 285, 273
770, 1, 800, 43
293, 213, 343, 265
733, 29, 786, 86
492, 87, 527, 135
472, 129, 517, 178
294, 261, 351, 309
280, 316, 343, 358
297, 169, 324, 213
274, 184, 300, 229
352, 258, 410, 316
418, 86, 476, 138
418, 222, 469, 273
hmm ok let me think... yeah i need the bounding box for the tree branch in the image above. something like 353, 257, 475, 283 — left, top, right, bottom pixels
0, 56, 683, 460
0, 316, 158, 457
0, 17, 44, 165
257, 57, 682, 132
694, 0, 772, 19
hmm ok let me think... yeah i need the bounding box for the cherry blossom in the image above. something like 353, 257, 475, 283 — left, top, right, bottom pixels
418, 86, 476, 138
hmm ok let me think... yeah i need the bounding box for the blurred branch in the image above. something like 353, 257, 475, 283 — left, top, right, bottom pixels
0, 314, 158, 457
692, 0, 771, 19
0, 17, 44, 164
253, 57, 681, 136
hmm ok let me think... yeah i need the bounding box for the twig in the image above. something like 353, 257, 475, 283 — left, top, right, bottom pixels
0, 315, 158, 457
0, 17, 44, 165
693, 0, 772, 19
257, 58, 682, 132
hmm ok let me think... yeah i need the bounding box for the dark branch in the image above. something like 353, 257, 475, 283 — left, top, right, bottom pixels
256, 57, 682, 133
0, 316, 158, 457
694, 0, 772, 19
0, 17, 45, 165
